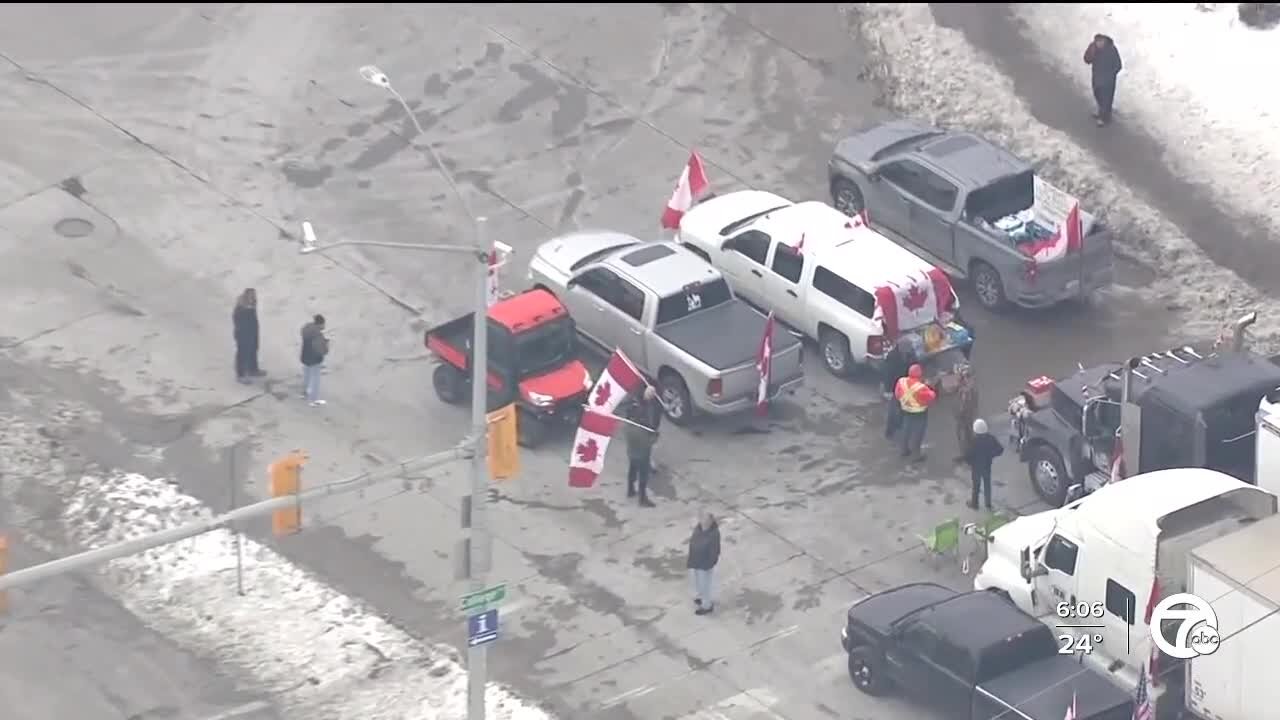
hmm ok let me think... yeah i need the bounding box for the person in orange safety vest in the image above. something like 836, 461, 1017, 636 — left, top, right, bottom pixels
894, 363, 937, 461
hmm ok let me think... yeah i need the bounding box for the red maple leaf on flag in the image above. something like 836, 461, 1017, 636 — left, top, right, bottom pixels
575, 437, 600, 464
593, 381, 613, 407
903, 284, 929, 311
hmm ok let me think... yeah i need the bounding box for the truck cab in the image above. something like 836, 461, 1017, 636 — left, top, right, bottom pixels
841, 583, 1132, 719
1010, 340, 1280, 507
974, 469, 1277, 712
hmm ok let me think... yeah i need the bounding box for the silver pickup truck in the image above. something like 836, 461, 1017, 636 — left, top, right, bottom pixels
527, 232, 804, 425
828, 120, 1114, 311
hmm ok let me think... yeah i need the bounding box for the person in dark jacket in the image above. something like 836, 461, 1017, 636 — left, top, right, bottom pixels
882, 344, 915, 440
686, 512, 721, 615
624, 387, 662, 507
299, 314, 329, 406
1084, 33, 1123, 126
232, 289, 264, 383
964, 419, 1004, 510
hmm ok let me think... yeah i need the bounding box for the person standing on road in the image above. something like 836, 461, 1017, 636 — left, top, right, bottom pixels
895, 363, 937, 461
882, 344, 914, 440
300, 314, 330, 407
1084, 33, 1123, 126
687, 512, 721, 616
953, 366, 979, 462
625, 387, 662, 507
964, 419, 1004, 510
232, 289, 264, 384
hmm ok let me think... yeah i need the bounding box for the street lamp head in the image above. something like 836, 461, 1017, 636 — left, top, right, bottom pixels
359, 65, 392, 90
299, 221, 318, 254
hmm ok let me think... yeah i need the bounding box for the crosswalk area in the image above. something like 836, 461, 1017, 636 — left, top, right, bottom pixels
584, 613, 929, 720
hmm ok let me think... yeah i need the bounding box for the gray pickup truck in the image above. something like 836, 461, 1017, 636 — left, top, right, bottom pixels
527, 232, 804, 425
828, 120, 1114, 311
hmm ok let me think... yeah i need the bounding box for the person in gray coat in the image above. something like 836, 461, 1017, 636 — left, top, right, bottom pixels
624, 387, 661, 507
687, 512, 721, 615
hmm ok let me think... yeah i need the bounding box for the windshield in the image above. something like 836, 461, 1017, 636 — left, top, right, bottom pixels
655, 278, 733, 325
515, 316, 575, 378
570, 244, 637, 273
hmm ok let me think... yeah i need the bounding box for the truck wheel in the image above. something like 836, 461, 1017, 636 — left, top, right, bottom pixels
658, 371, 694, 426
970, 261, 1007, 311
516, 408, 548, 448
831, 178, 865, 217
1028, 444, 1070, 507
847, 647, 892, 696
433, 364, 467, 405
819, 329, 854, 378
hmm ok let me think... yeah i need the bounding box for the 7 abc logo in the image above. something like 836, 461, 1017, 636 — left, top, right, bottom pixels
1150, 593, 1221, 659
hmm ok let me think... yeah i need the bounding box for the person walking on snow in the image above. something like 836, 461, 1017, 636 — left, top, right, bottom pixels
953, 367, 979, 462
299, 314, 330, 406
1084, 33, 1122, 126
895, 363, 937, 461
232, 289, 264, 384
624, 387, 662, 507
687, 512, 721, 616
964, 419, 1004, 510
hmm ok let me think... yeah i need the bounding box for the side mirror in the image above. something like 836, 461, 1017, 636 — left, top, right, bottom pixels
565, 276, 579, 290
1064, 484, 1085, 504
1019, 547, 1032, 582
866, 170, 881, 182
720, 237, 737, 252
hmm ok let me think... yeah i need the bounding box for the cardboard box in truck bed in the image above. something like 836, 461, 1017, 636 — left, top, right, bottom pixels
1185, 513, 1280, 720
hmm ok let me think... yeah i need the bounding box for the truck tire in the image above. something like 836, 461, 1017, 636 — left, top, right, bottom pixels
657, 370, 694, 426
1028, 444, 1070, 507
831, 177, 865, 217
516, 408, 548, 448
847, 647, 892, 696
970, 260, 1008, 311
433, 364, 467, 405
819, 328, 855, 377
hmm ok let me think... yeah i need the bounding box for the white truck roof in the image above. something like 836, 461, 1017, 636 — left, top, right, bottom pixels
750, 201, 939, 291
1072, 468, 1269, 554
1191, 513, 1280, 607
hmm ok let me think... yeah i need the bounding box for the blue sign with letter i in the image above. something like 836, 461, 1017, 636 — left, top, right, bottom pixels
467, 608, 499, 647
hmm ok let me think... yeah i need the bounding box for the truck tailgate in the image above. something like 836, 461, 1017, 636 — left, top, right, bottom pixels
974, 656, 1132, 720
1031, 224, 1114, 296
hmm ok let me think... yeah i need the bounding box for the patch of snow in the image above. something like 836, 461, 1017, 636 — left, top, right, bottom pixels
1014, 3, 1280, 242
844, 3, 1280, 352
60, 471, 554, 720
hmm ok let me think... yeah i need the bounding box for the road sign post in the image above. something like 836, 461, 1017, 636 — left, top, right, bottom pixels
461, 583, 507, 613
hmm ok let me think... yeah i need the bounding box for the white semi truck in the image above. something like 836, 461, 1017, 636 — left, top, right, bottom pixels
975, 389, 1280, 719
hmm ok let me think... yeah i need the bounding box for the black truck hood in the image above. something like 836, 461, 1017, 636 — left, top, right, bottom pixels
976, 655, 1132, 720
846, 582, 956, 636
654, 300, 800, 371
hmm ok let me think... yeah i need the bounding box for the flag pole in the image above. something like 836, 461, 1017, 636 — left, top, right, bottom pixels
586, 406, 659, 433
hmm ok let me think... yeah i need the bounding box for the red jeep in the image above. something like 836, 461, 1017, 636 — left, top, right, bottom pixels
424, 289, 590, 447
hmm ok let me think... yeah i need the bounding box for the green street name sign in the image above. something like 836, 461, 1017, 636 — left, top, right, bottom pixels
461, 584, 507, 612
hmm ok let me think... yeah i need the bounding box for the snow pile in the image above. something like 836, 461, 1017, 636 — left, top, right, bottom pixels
1013, 3, 1280, 241
61, 471, 554, 720
844, 3, 1280, 352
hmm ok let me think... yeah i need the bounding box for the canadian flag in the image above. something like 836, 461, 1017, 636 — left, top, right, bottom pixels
586, 349, 644, 416
661, 150, 710, 229
1109, 428, 1126, 484
873, 268, 955, 339
1024, 202, 1084, 265
486, 248, 500, 307
756, 312, 774, 416
568, 409, 620, 488
1063, 692, 1077, 720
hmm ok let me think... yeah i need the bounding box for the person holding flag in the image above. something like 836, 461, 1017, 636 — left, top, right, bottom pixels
624, 387, 663, 507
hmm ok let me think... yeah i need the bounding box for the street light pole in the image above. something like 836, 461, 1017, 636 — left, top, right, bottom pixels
338, 65, 494, 720
467, 215, 490, 720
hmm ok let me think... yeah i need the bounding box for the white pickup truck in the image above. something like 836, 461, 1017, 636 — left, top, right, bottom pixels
676, 190, 974, 378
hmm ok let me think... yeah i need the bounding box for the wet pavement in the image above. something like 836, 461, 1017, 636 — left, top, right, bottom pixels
0, 3, 1197, 719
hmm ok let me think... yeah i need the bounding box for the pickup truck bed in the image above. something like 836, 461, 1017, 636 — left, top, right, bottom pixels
655, 301, 798, 371
976, 656, 1132, 720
